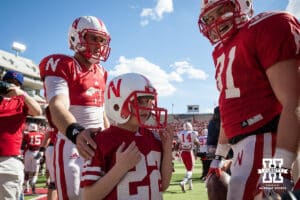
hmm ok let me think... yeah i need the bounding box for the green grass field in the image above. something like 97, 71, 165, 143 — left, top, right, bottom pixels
163, 159, 208, 200
24, 175, 47, 200
25, 159, 208, 200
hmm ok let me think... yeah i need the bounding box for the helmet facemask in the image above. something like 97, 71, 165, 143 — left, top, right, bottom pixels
69, 16, 111, 64
198, 0, 252, 45
199, 1, 237, 44
75, 30, 111, 64
123, 91, 167, 130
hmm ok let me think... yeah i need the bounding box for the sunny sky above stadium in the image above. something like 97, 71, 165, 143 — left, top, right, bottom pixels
0, 0, 299, 114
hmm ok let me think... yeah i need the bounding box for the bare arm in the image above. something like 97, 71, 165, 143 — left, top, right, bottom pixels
24, 93, 42, 116
160, 125, 174, 191
48, 94, 75, 133
7, 86, 42, 116
217, 125, 229, 145
214, 124, 231, 158
48, 94, 98, 159
266, 59, 300, 153
103, 111, 110, 129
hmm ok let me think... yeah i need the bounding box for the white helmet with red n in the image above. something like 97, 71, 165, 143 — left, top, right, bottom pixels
198, 0, 253, 44
105, 73, 167, 129
28, 123, 38, 132
68, 16, 111, 63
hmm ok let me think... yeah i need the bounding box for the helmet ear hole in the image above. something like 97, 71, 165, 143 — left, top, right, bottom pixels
113, 104, 119, 111
246, 0, 250, 7
120, 100, 131, 119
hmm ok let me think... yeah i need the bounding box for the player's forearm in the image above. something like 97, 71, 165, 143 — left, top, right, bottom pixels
24, 93, 42, 116
276, 106, 300, 153
103, 111, 110, 129
218, 126, 229, 144
161, 148, 173, 191
82, 164, 128, 200
49, 97, 77, 135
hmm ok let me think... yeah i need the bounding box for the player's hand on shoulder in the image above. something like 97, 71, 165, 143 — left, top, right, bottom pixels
115, 141, 141, 172
76, 127, 101, 160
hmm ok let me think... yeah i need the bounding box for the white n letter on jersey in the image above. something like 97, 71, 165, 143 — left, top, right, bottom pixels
45, 57, 61, 72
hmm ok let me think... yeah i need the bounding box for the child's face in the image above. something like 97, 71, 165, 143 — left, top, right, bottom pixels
129, 96, 154, 125
136, 96, 154, 121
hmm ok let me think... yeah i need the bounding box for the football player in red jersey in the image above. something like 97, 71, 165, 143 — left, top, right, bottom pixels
198, 0, 300, 199
0, 70, 42, 199
176, 122, 200, 192
81, 73, 173, 200
23, 123, 45, 194
39, 16, 111, 199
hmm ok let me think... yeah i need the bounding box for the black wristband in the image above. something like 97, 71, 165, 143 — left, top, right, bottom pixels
39, 147, 46, 152
66, 123, 85, 144
214, 155, 224, 160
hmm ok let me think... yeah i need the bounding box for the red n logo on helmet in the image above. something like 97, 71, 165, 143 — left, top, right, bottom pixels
107, 79, 122, 99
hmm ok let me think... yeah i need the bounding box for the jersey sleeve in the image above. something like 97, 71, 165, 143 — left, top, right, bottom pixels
255, 12, 300, 69
81, 130, 112, 187
81, 145, 104, 187
39, 54, 76, 82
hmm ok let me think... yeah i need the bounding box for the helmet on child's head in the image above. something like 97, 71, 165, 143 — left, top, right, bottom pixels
198, 0, 253, 44
68, 16, 111, 63
105, 73, 167, 129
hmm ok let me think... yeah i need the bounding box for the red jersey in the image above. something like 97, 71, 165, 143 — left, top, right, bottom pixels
39, 54, 108, 129
23, 131, 44, 151
81, 125, 163, 200
0, 96, 27, 156
213, 12, 300, 139
39, 54, 107, 107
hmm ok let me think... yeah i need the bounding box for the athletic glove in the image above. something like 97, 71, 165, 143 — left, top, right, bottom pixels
207, 155, 225, 178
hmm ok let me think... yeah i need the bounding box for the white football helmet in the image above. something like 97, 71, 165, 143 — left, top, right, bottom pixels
105, 73, 167, 129
28, 123, 38, 132
68, 16, 111, 63
198, 0, 253, 44
183, 122, 193, 131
